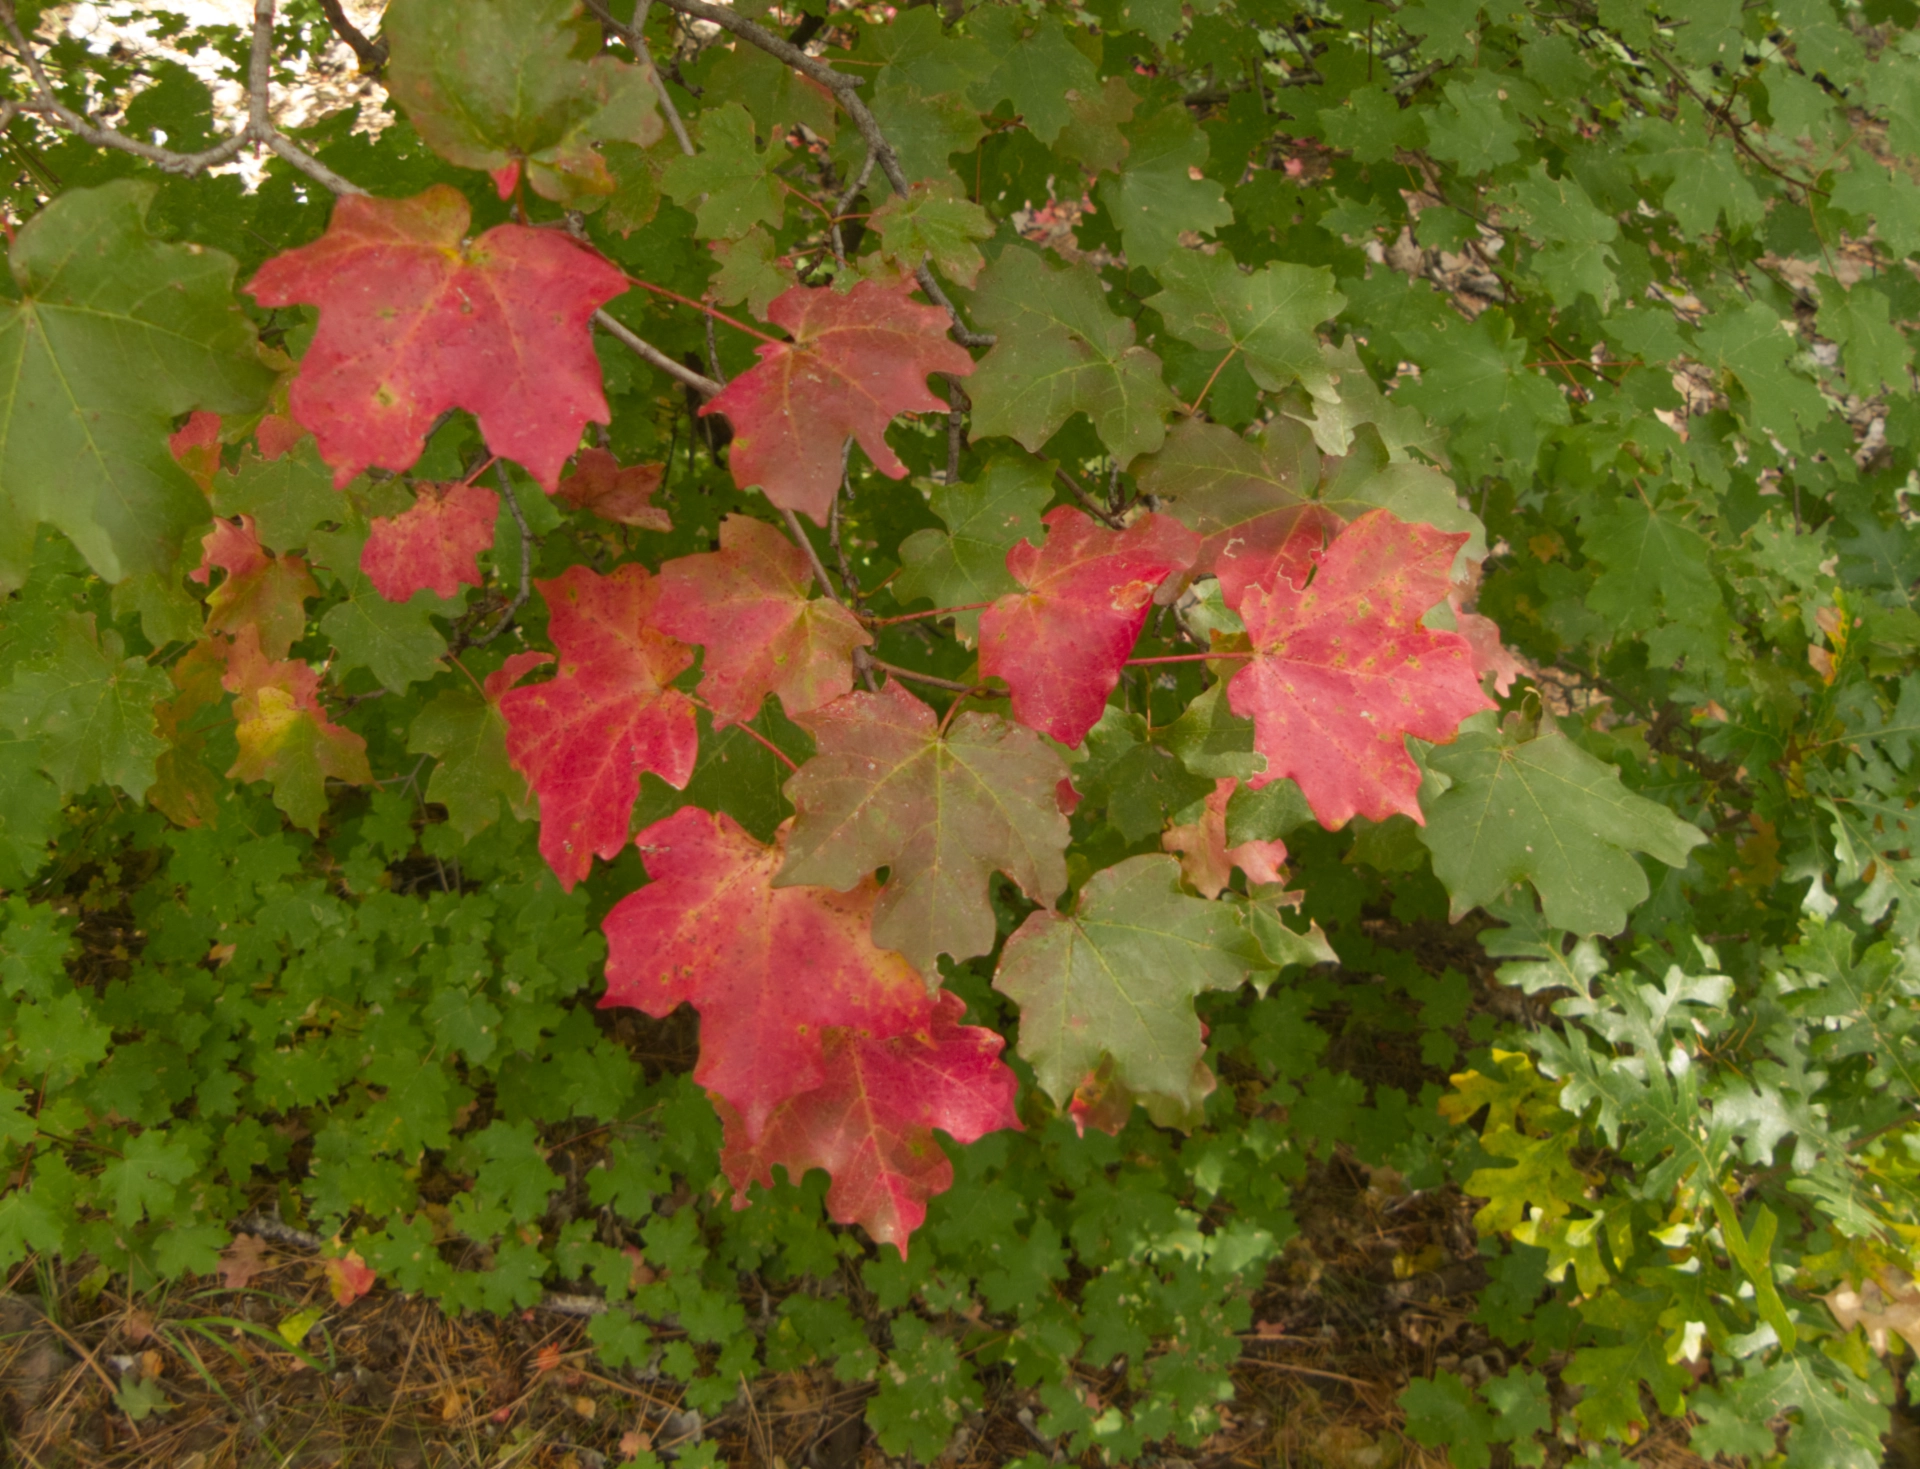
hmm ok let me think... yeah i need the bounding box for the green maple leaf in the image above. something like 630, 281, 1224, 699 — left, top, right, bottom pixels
1499, 162, 1620, 311
1096, 0, 1183, 46
0, 180, 270, 583
892, 454, 1052, 643
1164, 682, 1263, 783
1400, 1371, 1496, 1469
708, 228, 794, 321
601, 139, 664, 236
1638, 126, 1764, 239
408, 688, 534, 841
12, 992, 109, 1082
0, 738, 58, 887
994, 854, 1261, 1127
1398, 309, 1570, 476
1079, 709, 1215, 841
1148, 251, 1345, 399
1097, 107, 1233, 269
101, 1130, 198, 1226
1317, 85, 1426, 163
210, 439, 344, 555
1830, 152, 1920, 258
1820, 281, 1913, 397
1582, 496, 1722, 631
383, 0, 661, 206
1697, 300, 1831, 450
967, 10, 1098, 145
704, 40, 838, 142
968, 245, 1177, 465
1417, 713, 1707, 935
861, 9, 990, 186
1314, 424, 1486, 566
870, 180, 994, 288
0, 613, 172, 800
1424, 76, 1524, 173
661, 103, 787, 241
309, 528, 452, 693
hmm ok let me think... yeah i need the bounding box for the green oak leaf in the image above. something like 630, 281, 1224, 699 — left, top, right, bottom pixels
870, 180, 994, 288
309, 528, 452, 693
661, 103, 788, 241
408, 688, 534, 841
994, 853, 1260, 1127
1417, 713, 1708, 935
892, 454, 1052, 643
968, 245, 1177, 465
1148, 250, 1345, 400
0, 180, 270, 583
1096, 106, 1233, 269
384, 0, 662, 206
967, 10, 1098, 145
0, 613, 171, 799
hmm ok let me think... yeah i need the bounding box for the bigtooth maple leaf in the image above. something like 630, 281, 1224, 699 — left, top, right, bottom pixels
191, 515, 318, 660
169, 410, 222, 493
221, 625, 372, 833
700, 278, 975, 524
1227, 509, 1494, 829
778, 680, 1071, 977
721, 990, 1021, 1255
652, 514, 872, 725
1162, 777, 1290, 899
603, 806, 930, 1140
497, 564, 698, 888
977, 507, 1199, 747
247, 185, 629, 490
361, 483, 500, 603
555, 448, 671, 530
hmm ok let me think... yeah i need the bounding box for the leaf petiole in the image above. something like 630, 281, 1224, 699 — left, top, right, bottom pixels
620, 273, 784, 346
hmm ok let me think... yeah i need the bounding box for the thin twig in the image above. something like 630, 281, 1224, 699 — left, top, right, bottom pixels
594, 309, 724, 396
1055, 468, 1124, 529
315, 0, 386, 71
827, 443, 861, 598
872, 601, 992, 626
581, 0, 695, 157
867, 657, 985, 694
705, 310, 727, 387
470, 464, 534, 646
687, 698, 801, 772
1127, 651, 1251, 665
780, 506, 848, 609
942, 373, 970, 482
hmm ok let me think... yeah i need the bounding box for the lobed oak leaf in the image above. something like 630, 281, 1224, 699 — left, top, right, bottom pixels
778, 680, 1070, 977
221, 625, 372, 833
555, 448, 671, 530
978, 507, 1199, 747
701, 278, 975, 524
721, 990, 1021, 1256
1135, 417, 1342, 609
169, 411, 222, 493
247, 186, 628, 491
497, 564, 697, 888
1162, 777, 1290, 899
361, 483, 500, 603
191, 515, 318, 660
603, 806, 929, 1140
993, 854, 1261, 1128
1228, 509, 1494, 829
652, 515, 872, 725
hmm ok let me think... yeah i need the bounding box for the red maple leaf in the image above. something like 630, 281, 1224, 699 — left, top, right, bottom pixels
1227, 509, 1493, 828
555, 448, 672, 530
322, 1251, 377, 1307
603, 806, 930, 1140
1209, 501, 1343, 611
497, 564, 698, 888
361, 482, 500, 602
191, 515, 318, 659
247, 185, 629, 489
1161, 777, 1289, 899
721, 990, 1021, 1255
700, 278, 974, 524
221, 624, 373, 820
978, 507, 1199, 746
169, 410, 222, 492
652, 514, 872, 725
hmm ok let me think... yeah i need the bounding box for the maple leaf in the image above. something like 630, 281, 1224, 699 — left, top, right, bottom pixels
869, 180, 994, 288
1162, 778, 1290, 899
217, 1233, 269, 1291
408, 651, 550, 840
191, 515, 318, 659
892, 453, 1053, 645
147, 638, 231, 830
603, 806, 930, 1139
994, 853, 1261, 1128
701, 278, 975, 524
248, 185, 628, 490
778, 681, 1070, 976
221, 625, 372, 833
977, 507, 1200, 746
555, 448, 671, 530
721, 990, 1021, 1255
652, 515, 872, 725
1228, 509, 1494, 828
1148, 251, 1345, 400
497, 564, 698, 888
323, 1250, 377, 1307
169, 411, 222, 493
0, 613, 173, 800
361, 483, 500, 603
661, 102, 789, 240
384, 0, 662, 206
1134, 418, 1341, 609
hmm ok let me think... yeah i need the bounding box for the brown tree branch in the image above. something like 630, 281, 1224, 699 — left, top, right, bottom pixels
315, 0, 386, 73
579, 0, 696, 157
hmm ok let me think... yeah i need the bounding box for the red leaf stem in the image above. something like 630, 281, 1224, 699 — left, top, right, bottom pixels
621, 273, 784, 345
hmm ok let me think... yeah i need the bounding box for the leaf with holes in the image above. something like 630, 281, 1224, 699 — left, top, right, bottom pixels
603, 806, 929, 1139
248, 185, 628, 489
361, 483, 499, 603
722, 989, 1020, 1256
778, 681, 1070, 976
191, 515, 318, 659
383, 0, 661, 206
652, 515, 872, 726
221, 626, 371, 833
700, 278, 974, 524
1228, 509, 1493, 828
978, 507, 1199, 746
497, 564, 698, 889
1162, 777, 1290, 899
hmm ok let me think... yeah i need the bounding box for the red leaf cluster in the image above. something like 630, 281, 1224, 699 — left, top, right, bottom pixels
361, 482, 500, 602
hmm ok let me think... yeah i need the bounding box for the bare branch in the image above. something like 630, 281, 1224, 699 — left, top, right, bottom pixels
580, 0, 695, 158
593, 308, 724, 395
780, 505, 850, 612
315, 0, 386, 73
